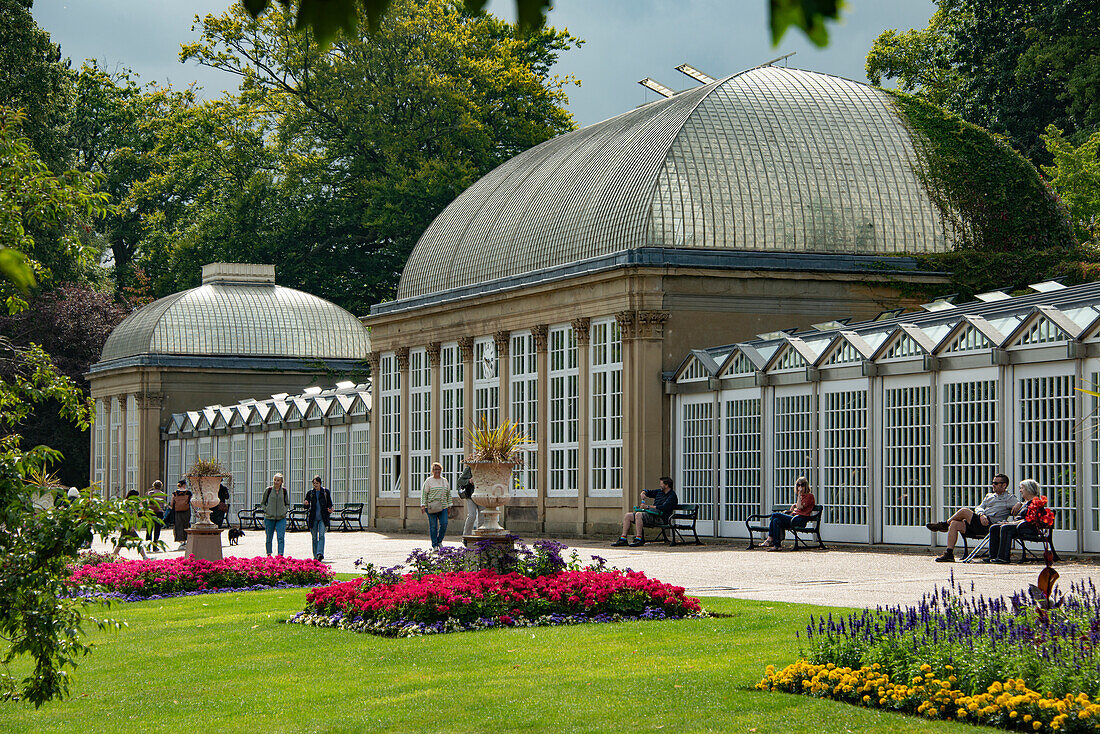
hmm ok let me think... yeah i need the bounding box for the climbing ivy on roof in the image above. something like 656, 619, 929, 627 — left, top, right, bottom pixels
888, 89, 1075, 255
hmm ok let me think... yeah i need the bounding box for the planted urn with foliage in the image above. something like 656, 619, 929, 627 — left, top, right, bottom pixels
465, 420, 532, 535
186, 457, 229, 528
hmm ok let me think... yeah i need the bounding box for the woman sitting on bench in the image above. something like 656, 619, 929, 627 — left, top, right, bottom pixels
760, 477, 814, 552
986, 479, 1054, 564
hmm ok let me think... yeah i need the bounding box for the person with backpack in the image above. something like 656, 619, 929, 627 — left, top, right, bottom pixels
304, 475, 333, 561
171, 479, 193, 550
457, 464, 479, 536
263, 473, 290, 556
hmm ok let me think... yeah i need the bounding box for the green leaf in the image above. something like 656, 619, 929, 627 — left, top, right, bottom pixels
0, 248, 36, 293
241, 0, 271, 15
770, 0, 843, 47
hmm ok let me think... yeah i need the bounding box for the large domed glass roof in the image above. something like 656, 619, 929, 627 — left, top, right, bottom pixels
398, 66, 955, 301
99, 264, 370, 362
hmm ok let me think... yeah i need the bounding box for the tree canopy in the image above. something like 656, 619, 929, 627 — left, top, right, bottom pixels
866, 0, 1100, 165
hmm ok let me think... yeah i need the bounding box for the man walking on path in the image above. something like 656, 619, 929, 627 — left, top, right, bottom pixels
928, 473, 1017, 562
304, 475, 333, 561
263, 473, 290, 556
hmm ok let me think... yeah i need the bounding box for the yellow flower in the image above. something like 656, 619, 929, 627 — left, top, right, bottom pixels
1033, 722, 1042, 731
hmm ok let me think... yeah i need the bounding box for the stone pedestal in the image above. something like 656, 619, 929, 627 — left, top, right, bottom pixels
462, 534, 516, 573
186, 526, 224, 561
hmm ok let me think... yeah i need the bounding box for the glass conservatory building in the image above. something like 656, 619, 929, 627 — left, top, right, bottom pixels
668, 280, 1100, 553
159, 383, 371, 509
87, 263, 372, 497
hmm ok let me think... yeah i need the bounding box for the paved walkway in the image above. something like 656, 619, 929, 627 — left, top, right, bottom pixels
109, 527, 1100, 609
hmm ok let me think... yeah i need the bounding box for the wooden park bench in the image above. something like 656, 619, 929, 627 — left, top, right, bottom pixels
745, 505, 826, 550
237, 504, 264, 530
331, 502, 365, 531
650, 504, 703, 546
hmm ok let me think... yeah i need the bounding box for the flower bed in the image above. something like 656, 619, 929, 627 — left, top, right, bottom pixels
757, 574, 1100, 732
758, 662, 1099, 733
69, 556, 333, 600
290, 540, 702, 636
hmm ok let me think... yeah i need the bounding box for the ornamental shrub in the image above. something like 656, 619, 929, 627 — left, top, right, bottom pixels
69, 556, 333, 598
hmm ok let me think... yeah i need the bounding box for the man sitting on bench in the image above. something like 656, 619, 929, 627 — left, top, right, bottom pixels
613, 476, 677, 547
927, 473, 1017, 562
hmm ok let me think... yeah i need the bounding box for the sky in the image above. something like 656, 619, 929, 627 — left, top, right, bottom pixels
33, 0, 937, 128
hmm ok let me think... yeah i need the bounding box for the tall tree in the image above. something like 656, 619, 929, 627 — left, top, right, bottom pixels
0, 0, 73, 170
866, 0, 1099, 165
155, 0, 578, 314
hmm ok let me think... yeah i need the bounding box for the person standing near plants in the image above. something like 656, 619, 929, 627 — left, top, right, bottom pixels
211, 481, 231, 528
421, 462, 453, 548
171, 479, 192, 550
263, 473, 290, 556
145, 480, 164, 548
304, 475, 333, 561
457, 464, 479, 536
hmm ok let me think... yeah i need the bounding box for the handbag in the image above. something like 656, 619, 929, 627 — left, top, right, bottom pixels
163, 506, 175, 525
426, 500, 444, 514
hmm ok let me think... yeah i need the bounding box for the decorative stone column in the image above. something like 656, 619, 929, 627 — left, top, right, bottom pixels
137, 391, 165, 495
395, 346, 410, 528
427, 342, 442, 463
572, 317, 591, 534
617, 311, 669, 518
458, 337, 474, 460
494, 330, 510, 424
532, 325, 549, 531
366, 350, 381, 529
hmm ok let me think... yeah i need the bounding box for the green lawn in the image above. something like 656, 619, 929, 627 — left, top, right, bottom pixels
0, 590, 986, 733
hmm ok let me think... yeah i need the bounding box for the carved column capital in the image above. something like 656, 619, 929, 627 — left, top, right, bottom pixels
136, 391, 165, 409
426, 341, 441, 367
394, 346, 410, 370
531, 324, 549, 353
616, 310, 669, 339
366, 351, 381, 373
493, 330, 510, 357
457, 336, 474, 362
571, 317, 591, 346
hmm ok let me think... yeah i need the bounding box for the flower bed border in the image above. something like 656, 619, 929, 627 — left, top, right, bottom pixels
287, 606, 709, 637
758, 660, 1100, 733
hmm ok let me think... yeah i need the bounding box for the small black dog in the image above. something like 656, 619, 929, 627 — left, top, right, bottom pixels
227, 528, 244, 546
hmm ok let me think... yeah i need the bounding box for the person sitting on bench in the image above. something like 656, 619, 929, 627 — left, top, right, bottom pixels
986, 479, 1053, 564
927, 473, 1017, 562
760, 476, 814, 551
613, 476, 677, 547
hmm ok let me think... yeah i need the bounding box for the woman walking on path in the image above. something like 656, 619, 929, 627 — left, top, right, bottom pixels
171, 479, 192, 549
420, 462, 453, 548
263, 473, 290, 556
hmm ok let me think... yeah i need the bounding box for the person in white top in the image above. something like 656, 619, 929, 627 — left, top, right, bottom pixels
927, 473, 1017, 562
420, 462, 453, 548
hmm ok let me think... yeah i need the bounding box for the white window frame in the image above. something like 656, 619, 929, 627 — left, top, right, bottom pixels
109, 396, 121, 496
230, 433, 248, 507
350, 423, 371, 504
589, 318, 622, 497
771, 385, 814, 509
880, 374, 934, 545
1012, 363, 1077, 551
939, 367, 999, 525
548, 324, 578, 497
125, 395, 139, 493
510, 332, 538, 498
94, 399, 106, 489
408, 347, 432, 497
250, 433, 267, 507
330, 425, 349, 505
440, 343, 465, 486
379, 352, 401, 497
719, 387, 762, 536
290, 428, 306, 503
677, 394, 715, 523
166, 439, 181, 490
819, 379, 869, 542
266, 430, 285, 495
473, 337, 499, 429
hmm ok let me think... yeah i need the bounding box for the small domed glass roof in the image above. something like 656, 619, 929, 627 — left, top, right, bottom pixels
99, 264, 370, 362
398, 66, 955, 301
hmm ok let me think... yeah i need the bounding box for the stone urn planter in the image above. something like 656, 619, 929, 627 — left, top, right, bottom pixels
464, 420, 532, 538
468, 461, 516, 536
187, 474, 226, 528
186, 457, 230, 529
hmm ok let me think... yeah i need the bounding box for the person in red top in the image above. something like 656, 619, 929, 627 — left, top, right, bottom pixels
760, 476, 814, 551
